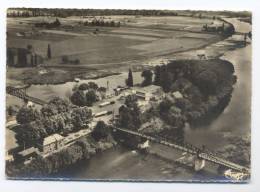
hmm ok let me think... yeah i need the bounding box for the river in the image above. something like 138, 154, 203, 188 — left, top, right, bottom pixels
7, 18, 251, 181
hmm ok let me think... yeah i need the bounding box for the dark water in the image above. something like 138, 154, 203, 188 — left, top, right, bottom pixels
53, 146, 225, 182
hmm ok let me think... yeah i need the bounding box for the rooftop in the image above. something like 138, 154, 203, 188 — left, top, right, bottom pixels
133, 85, 161, 93
18, 147, 38, 157
43, 133, 64, 146
172, 91, 183, 99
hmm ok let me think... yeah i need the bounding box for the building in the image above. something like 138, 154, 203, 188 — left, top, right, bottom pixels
172, 91, 183, 99
132, 85, 163, 101
7, 46, 43, 67
16, 147, 39, 163
38, 133, 64, 154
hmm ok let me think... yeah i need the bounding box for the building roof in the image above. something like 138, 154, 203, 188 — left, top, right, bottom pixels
133, 85, 161, 94
18, 147, 38, 157
172, 91, 183, 99
43, 133, 64, 146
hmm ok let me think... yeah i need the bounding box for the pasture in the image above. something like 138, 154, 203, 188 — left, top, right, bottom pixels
7, 15, 223, 69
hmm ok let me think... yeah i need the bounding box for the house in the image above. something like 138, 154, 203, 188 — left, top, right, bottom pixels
132, 85, 163, 101
16, 147, 39, 163
172, 91, 183, 99
38, 133, 64, 154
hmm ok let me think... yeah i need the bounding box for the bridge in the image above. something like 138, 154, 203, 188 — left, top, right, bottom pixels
6, 86, 250, 174
6, 86, 47, 106
113, 127, 250, 174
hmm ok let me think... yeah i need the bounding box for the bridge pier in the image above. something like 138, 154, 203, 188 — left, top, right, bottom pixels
194, 155, 206, 172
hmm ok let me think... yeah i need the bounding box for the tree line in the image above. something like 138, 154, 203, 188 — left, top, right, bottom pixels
84, 20, 120, 27
7, 8, 179, 18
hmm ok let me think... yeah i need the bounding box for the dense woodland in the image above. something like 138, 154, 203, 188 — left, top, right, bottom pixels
153, 59, 236, 127
117, 59, 236, 144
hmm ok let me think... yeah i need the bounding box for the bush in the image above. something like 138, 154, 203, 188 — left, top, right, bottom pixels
16, 106, 40, 124
70, 90, 87, 106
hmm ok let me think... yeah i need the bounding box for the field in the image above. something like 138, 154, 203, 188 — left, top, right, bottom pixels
7, 15, 225, 84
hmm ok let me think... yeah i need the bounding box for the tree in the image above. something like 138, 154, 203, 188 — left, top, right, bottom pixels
15, 120, 47, 147
54, 18, 61, 27
41, 97, 70, 116
47, 44, 51, 59
92, 121, 110, 140
71, 107, 92, 130
85, 90, 97, 106
161, 71, 173, 92
125, 94, 138, 108
154, 65, 161, 85
78, 83, 89, 91
61, 55, 69, 64
195, 70, 218, 95
118, 95, 141, 130
48, 97, 70, 113
141, 69, 153, 86
70, 90, 87, 106
87, 82, 98, 90
16, 106, 40, 124
126, 68, 133, 87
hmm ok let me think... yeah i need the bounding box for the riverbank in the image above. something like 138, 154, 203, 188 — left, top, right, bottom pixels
6, 66, 122, 86
6, 133, 117, 178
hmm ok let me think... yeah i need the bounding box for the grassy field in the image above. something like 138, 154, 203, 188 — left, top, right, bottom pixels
7, 15, 225, 84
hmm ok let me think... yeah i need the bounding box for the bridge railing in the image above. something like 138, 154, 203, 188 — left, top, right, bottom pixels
113, 127, 250, 173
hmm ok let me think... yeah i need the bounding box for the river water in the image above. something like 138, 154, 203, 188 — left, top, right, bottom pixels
7, 18, 251, 181
56, 39, 251, 181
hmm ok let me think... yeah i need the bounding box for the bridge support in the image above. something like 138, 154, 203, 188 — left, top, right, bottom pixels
194, 156, 206, 171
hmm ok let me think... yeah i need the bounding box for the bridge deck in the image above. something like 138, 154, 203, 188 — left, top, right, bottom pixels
6, 86, 47, 106
114, 127, 250, 173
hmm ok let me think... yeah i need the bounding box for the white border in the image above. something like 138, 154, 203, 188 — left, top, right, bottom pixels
1, 0, 260, 192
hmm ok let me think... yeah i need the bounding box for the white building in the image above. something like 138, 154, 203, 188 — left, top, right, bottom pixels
172, 91, 183, 99
38, 133, 64, 154
132, 85, 163, 101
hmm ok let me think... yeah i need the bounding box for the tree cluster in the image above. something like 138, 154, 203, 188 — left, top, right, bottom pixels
91, 121, 111, 141
84, 20, 120, 27
141, 69, 153, 87
152, 59, 236, 127
8, 138, 97, 177
118, 95, 141, 130
70, 82, 102, 107
15, 97, 92, 147
34, 18, 61, 28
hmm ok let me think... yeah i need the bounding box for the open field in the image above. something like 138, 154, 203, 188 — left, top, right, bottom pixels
7, 15, 223, 65
7, 15, 226, 84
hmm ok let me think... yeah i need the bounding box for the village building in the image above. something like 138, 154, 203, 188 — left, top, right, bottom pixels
172, 91, 183, 99
15, 147, 39, 163
132, 85, 163, 101
38, 133, 64, 154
